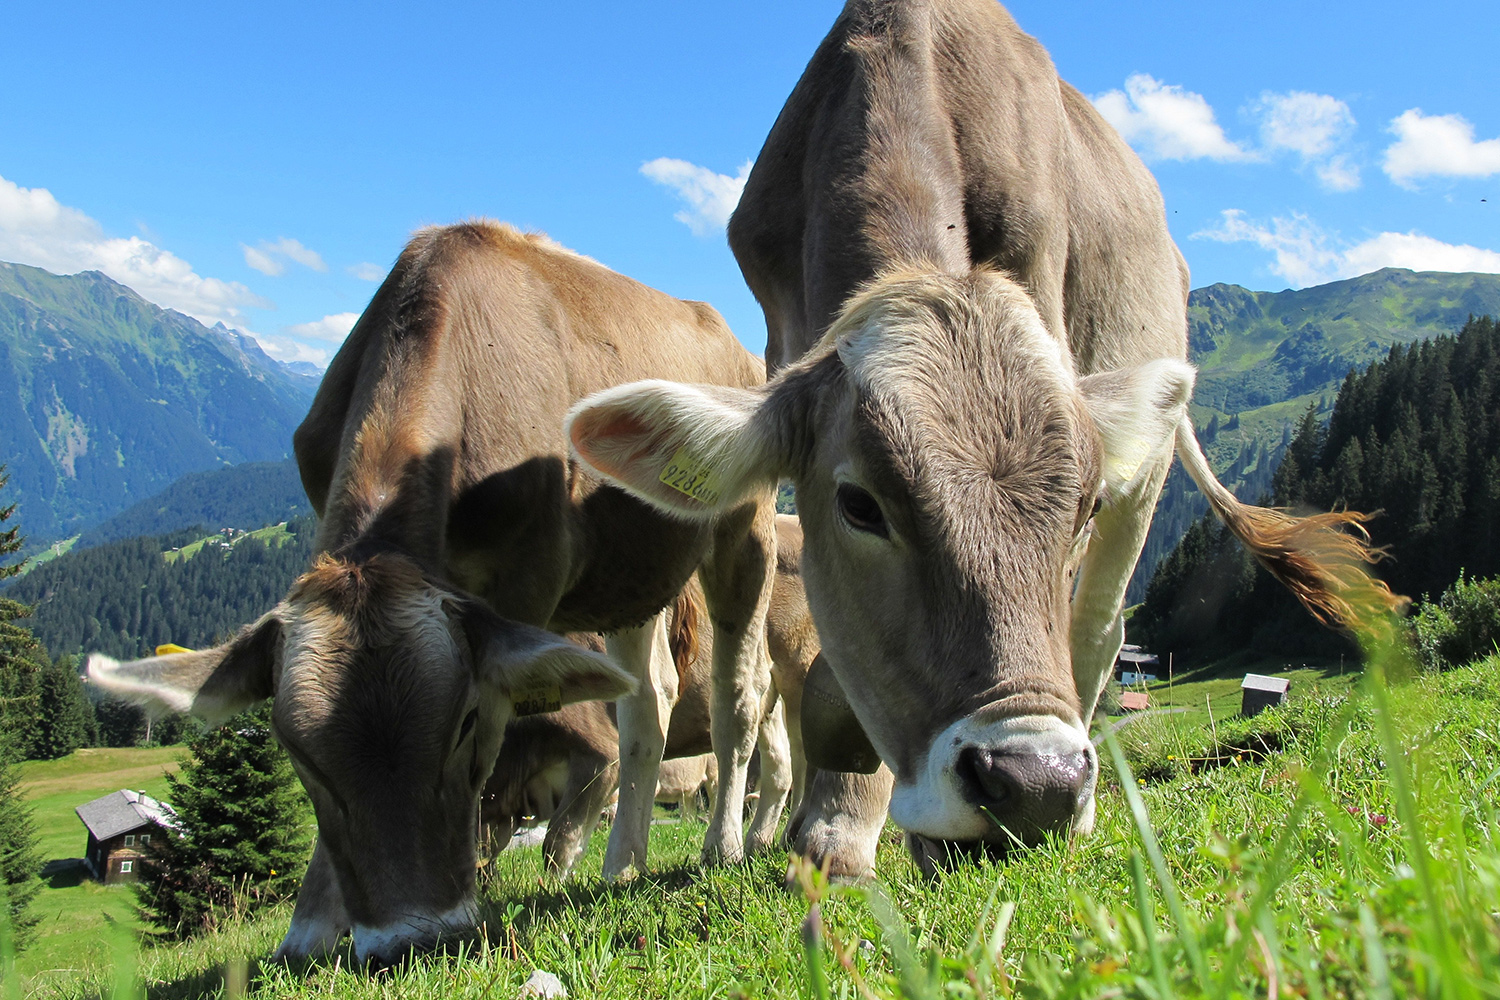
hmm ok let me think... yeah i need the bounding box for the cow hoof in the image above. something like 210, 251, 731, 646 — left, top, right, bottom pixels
744, 833, 778, 857
699, 842, 745, 867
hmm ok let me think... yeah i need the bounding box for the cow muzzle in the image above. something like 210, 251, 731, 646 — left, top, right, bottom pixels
351, 900, 478, 967
889, 712, 1095, 855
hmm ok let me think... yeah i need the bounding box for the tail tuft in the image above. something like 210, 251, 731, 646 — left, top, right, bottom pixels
1174, 418, 1406, 633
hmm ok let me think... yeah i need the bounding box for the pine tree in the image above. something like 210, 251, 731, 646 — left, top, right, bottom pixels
135, 703, 311, 937
0, 468, 47, 759
0, 734, 41, 951
33, 656, 98, 760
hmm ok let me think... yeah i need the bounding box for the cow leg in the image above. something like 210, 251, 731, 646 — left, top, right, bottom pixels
273, 837, 350, 961
771, 656, 808, 821
746, 692, 793, 854
602, 612, 677, 880
698, 496, 777, 865
785, 765, 894, 883
1070, 450, 1173, 842
543, 751, 618, 878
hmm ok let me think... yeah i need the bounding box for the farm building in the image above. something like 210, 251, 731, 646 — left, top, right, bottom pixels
1118, 691, 1150, 712
1241, 674, 1291, 717
1116, 644, 1159, 685
76, 789, 178, 883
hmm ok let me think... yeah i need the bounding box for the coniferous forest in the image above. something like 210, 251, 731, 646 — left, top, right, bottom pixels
7, 516, 316, 661
1133, 315, 1500, 659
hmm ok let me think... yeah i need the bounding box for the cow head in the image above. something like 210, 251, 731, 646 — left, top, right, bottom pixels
87, 552, 633, 964
568, 268, 1190, 860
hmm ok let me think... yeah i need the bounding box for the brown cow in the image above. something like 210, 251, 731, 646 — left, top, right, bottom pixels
88, 221, 777, 962
482, 514, 818, 874
567, 1, 1397, 877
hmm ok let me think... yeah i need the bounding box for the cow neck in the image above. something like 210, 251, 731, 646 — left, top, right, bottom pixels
845, 4, 970, 284
316, 347, 457, 577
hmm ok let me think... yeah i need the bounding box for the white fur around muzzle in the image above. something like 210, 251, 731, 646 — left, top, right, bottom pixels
889, 713, 1096, 841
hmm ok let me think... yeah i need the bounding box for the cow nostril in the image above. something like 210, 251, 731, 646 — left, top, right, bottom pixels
955, 744, 1090, 838
955, 747, 1015, 807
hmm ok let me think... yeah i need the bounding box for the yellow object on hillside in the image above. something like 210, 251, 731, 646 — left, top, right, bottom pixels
154, 643, 194, 656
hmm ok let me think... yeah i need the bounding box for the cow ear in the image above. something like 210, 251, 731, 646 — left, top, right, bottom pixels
566, 380, 777, 517
87, 613, 282, 725
463, 604, 636, 708
1078, 359, 1195, 494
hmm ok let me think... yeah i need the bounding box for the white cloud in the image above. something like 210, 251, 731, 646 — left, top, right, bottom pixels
1253, 91, 1360, 191
1196, 209, 1500, 287
0, 173, 268, 327
1315, 155, 1361, 193
241, 237, 327, 276
256, 334, 333, 367
1092, 74, 1254, 162
286, 312, 359, 343
347, 261, 385, 281
1383, 109, 1500, 188
1256, 91, 1354, 158
640, 158, 753, 236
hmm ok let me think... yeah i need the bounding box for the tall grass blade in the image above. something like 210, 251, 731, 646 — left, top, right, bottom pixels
1358, 902, 1394, 1000
1102, 721, 1211, 987
1130, 851, 1173, 1000
1365, 656, 1470, 997
866, 885, 939, 1000
800, 905, 831, 1000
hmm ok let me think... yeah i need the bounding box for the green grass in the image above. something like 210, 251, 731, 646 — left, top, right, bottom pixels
13, 535, 79, 577
1119, 650, 1361, 731
15, 654, 1500, 999
15, 747, 181, 987
163, 522, 294, 564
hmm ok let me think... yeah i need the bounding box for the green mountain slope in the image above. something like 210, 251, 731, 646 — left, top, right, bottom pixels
74, 459, 311, 549
1188, 267, 1500, 438
1130, 268, 1500, 604
0, 261, 318, 542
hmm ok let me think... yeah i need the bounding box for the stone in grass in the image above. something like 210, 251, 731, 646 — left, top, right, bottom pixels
520, 969, 568, 998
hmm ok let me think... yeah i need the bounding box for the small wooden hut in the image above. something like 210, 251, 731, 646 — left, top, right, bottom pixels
76, 789, 178, 883
1240, 674, 1290, 717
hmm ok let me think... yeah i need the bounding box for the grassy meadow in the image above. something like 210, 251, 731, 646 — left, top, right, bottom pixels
9, 652, 1500, 999
13, 747, 181, 986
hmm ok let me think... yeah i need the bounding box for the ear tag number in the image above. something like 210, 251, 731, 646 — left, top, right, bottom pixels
513, 685, 562, 717
658, 447, 724, 505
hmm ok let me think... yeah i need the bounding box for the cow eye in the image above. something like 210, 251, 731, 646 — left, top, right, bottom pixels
836, 483, 888, 538
1076, 494, 1102, 535
458, 707, 479, 744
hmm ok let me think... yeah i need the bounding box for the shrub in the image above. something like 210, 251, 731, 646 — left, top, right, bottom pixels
1409, 572, 1500, 669
134, 703, 311, 938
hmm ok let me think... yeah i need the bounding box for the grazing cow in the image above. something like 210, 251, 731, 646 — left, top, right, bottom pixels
480, 581, 795, 874
88, 221, 777, 963
567, 0, 1398, 877
482, 514, 818, 874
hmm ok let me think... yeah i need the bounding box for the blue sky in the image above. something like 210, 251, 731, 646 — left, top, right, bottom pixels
3, 1, 1496, 365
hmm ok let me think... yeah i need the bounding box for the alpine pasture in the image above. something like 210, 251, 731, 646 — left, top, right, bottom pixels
10, 646, 1500, 998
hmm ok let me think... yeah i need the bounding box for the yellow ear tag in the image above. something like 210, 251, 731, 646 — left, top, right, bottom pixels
513, 686, 563, 717
658, 447, 724, 505
155, 643, 195, 656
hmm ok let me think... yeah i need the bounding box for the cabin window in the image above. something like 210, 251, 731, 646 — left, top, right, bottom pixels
119, 861, 133, 873
123, 834, 136, 846
140, 834, 151, 844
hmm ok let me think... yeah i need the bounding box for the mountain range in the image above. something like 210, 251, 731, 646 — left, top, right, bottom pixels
0, 262, 317, 541
1187, 267, 1500, 461
1, 260, 1497, 570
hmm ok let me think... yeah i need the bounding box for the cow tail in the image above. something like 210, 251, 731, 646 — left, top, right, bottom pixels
669, 581, 706, 691
1172, 417, 1406, 630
